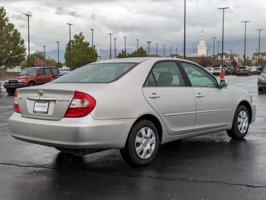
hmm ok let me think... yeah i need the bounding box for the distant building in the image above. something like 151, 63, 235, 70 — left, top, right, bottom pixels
197, 30, 208, 56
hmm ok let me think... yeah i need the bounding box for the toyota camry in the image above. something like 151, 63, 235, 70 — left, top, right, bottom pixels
9, 57, 256, 166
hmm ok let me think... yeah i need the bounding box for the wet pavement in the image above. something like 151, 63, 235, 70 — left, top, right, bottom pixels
0, 75, 266, 200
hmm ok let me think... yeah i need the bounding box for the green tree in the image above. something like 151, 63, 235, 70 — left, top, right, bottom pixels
117, 50, 129, 58
128, 47, 147, 57
0, 7, 26, 67
65, 32, 97, 70
117, 47, 147, 58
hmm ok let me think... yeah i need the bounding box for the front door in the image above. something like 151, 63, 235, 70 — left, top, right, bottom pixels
179, 61, 233, 131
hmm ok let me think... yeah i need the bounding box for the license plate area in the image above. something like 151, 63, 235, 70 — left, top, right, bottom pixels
33, 100, 49, 114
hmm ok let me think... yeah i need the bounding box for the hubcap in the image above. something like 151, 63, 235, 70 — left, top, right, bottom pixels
237, 110, 249, 134
135, 127, 156, 159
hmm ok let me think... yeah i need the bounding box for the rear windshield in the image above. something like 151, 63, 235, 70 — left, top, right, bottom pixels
20, 67, 37, 76
53, 62, 137, 83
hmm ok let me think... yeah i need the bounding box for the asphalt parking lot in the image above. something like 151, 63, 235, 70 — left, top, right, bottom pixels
0, 75, 266, 200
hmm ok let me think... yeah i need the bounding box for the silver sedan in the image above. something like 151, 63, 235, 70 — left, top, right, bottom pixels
9, 57, 256, 166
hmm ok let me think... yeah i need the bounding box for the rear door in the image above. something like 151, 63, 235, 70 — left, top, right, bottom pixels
142, 61, 196, 135
179, 61, 233, 131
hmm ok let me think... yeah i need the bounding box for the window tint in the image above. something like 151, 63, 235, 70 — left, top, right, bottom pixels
180, 62, 217, 88
144, 61, 185, 87
38, 68, 45, 75
53, 63, 137, 83
51, 68, 59, 75
44, 68, 52, 75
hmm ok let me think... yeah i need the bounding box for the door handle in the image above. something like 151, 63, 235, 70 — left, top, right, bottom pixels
195, 93, 204, 98
149, 93, 160, 99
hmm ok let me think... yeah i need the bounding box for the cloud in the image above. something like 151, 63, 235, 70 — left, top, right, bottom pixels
55, 6, 81, 17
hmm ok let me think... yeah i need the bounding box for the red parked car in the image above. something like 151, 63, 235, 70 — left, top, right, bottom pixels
3, 67, 59, 95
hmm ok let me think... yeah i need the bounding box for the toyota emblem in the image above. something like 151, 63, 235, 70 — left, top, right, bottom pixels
38, 90, 44, 96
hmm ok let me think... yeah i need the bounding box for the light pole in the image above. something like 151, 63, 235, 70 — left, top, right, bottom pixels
114, 37, 117, 59
43, 45, 46, 59
242, 21, 250, 66
109, 33, 112, 59
67, 23, 72, 68
90, 28, 94, 48
156, 43, 158, 56
136, 39, 139, 50
163, 44, 166, 57
212, 37, 216, 65
124, 36, 127, 55
257, 28, 263, 66
183, 0, 186, 59
147, 41, 151, 56
56, 41, 60, 64
218, 7, 229, 74
170, 46, 172, 57
25, 13, 31, 67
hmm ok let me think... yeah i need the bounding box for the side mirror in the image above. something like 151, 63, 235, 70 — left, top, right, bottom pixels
219, 79, 228, 88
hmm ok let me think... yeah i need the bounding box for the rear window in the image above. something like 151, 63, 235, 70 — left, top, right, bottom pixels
20, 68, 37, 75
53, 62, 137, 83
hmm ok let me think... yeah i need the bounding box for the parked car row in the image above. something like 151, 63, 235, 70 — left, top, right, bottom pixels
205, 66, 262, 77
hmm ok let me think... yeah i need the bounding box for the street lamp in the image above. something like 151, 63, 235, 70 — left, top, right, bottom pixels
183, 0, 186, 59
218, 7, 229, 74
136, 39, 139, 50
156, 43, 158, 56
25, 13, 31, 67
43, 45, 46, 59
114, 37, 117, 59
124, 36, 127, 55
242, 21, 250, 66
90, 28, 94, 48
147, 41, 151, 56
257, 28, 263, 65
163, 44, 166, 57
212, 37, 216, 65
56, 41, 60, 64
67, 23, 72, 68
109, 33, 112, 59
170, 46, 172, 57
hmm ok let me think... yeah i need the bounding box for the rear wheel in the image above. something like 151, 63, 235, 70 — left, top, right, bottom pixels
120, 120, 160, 166
6, 88, 16, 95
28, 82, 36, 86
227, 105, 250, 139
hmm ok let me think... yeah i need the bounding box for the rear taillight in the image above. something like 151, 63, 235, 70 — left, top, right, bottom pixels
13, 91, 21, 113
64, 91, 96, 118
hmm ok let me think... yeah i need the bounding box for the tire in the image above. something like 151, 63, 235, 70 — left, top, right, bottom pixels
28, 82, 36, 86
6, 88, 16, 95
120, 120, 160, 166
227, 105, 250, 139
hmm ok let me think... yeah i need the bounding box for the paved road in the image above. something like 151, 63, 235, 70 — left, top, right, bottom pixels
0, 76, 266, 200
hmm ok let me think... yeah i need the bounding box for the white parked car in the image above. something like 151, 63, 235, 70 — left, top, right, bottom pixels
9, 57, 256, 166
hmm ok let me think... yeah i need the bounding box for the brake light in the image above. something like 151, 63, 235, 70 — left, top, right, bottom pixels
13, 91, 21, 113
64, 91, 96, 118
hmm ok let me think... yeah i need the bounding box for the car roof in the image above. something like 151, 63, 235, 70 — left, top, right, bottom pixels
93, 57, 192, 64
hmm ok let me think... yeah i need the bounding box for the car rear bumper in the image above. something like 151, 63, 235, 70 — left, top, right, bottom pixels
9, 112, 134, 149
4, 83, 27, 89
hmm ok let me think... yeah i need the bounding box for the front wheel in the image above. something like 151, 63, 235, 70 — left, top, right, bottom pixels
120, 120, 160, 166
227, 105, 250, 139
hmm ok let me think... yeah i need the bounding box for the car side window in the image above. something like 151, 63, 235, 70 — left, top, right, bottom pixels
51, 68, 59, 75
44, 68, 52, 75
180, 62, 218, 88
38, 68, 45, 75
144, 61, 185, 87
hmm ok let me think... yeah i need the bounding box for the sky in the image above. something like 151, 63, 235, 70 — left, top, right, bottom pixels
1, 0, 266, 61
